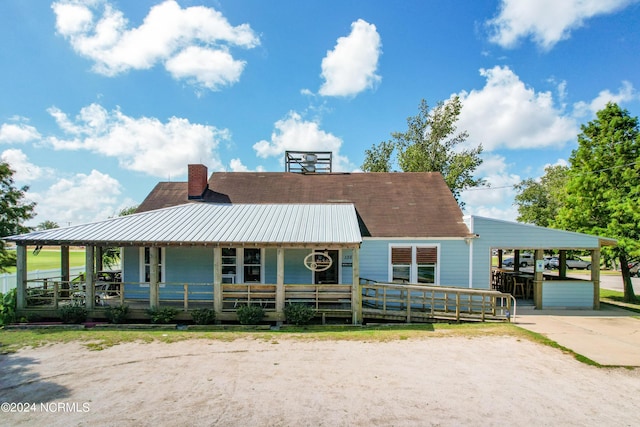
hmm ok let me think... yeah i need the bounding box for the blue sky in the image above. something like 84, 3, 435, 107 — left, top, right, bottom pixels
1, 0, 639, 227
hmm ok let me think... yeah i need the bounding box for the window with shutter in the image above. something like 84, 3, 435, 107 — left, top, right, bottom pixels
389, 245, 438, 284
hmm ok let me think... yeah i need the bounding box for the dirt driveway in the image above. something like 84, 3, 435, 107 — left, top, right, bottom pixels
1, 336, 639, 427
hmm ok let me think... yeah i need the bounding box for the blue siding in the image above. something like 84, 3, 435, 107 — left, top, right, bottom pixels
359, 239, 470, 287
543, 281, 594, 308
284, 249, 313, 284
122, 247, 139, 284
165, 246, 213, 283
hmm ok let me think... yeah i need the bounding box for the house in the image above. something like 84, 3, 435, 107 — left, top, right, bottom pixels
6, 152, 615, 323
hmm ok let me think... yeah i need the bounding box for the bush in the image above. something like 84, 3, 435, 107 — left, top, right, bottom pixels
236, 304, 265, 325
105, 304, 129, 324
191, 308, 216, 325
284, 303, 316, 326
59, 304, 88, 324
0, 289, 17, 326
147, 307, 179, 324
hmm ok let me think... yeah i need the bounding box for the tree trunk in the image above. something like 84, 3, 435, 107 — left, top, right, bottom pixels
619, 254, 637, 303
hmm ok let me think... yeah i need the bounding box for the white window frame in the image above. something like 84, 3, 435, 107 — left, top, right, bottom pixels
221, 248, 264, 284
388, 244, 440, 285
139, 247, 166, 288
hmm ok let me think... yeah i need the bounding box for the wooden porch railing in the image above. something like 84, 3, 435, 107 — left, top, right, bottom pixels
361, 282, 515, 322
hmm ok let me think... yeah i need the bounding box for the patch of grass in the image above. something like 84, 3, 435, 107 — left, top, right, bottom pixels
5, 248, 86, 273
600, 289, 640, 314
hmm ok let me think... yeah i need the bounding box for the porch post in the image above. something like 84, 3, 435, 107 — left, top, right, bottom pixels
558, 250, 567, 279
16, 244, 27, 310
352, 246, 362, 324
213, 247, 222, 317
149, 247, 159, 308
591, 249, 600, 310
534, 249, 544, 309
95, 246, 104, 273
61, 245, 70, 298
276, 248, 285, 322
85, 246, 95, 310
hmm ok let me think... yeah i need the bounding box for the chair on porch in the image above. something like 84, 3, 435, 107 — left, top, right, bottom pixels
512, 276, 526, 299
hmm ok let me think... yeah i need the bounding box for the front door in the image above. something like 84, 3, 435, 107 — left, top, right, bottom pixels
314, 250, 339, 284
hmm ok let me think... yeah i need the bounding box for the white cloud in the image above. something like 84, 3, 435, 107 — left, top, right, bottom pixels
30, 169, 130, 225
461, 154, 521, 218
319, 19, 382, 97
456, 66, 578, 151
229, 158, 265, 172
253, 111, 354, 171
165, 46, 246, 91
46, 103, 228, 177
52, 0, 259, 90
0, 123, 41, 144
0, 149, 51, 182
487, 0, 636, 50
573, 81, 638, 117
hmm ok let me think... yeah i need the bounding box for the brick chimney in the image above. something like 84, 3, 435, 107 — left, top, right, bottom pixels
188, 164, 208, 199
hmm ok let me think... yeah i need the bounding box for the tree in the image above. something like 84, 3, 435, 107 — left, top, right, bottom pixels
555, 103, 640, 302
361, 97, 485, 207
0, 162, 36, 272
514, 164, 569, 227
37, 220, 59, 230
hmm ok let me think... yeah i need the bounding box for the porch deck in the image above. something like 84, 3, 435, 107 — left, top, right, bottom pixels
19, 278, 514, 324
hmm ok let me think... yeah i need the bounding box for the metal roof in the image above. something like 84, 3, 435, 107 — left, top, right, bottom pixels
6, 203, 362, 247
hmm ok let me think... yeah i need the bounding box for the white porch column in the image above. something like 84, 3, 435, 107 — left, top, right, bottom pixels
85, 246, 95, 310
591, 249, 601, 310
16, 244, 27, 310
149, 247, 159, 308
276, 248, 285, 321
351, 246, 361, 325
213, 247, 222, 317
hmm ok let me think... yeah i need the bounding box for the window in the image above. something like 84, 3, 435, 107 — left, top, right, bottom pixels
390, 245, 438, 284
243, 248, 262, 283
139, 247, 164, 286
221, 248, 263, 284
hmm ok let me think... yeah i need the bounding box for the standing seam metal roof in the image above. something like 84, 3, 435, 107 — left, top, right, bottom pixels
6, 203, 362, 246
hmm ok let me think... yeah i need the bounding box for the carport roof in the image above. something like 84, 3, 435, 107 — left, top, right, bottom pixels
5, 203, 362, 248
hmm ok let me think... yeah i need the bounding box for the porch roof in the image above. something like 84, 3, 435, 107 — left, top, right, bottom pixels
6, 203, 362, 248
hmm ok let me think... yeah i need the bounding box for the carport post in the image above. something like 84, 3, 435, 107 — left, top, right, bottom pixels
534, 249, 544, 309
591, 249, 600, 310
149, 247, 159, 308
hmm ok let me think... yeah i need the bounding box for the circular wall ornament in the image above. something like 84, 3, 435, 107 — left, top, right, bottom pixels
304, 251, 333, 272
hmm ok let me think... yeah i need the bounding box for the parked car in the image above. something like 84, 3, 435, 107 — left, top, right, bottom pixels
501, 253, 534, 268
629, 262, 639, 277
547, 256, 590, 270
546, 257, 559, 269
72, 270, 122, 306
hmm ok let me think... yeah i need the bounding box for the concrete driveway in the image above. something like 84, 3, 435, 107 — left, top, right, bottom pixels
516, 305, 640, 366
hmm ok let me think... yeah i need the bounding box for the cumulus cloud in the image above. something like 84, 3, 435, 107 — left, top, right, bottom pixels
319, 19, 382, 97
0, 149, 51, 182
52, 0, 259, 90
456, 66, 578, 151
573, 81, 638, 117
487, 0, 636, 50
46, 103, 228, 177
0, 123, 41, 144
229, 158, 265, 172
253, 111, 354, 171
30, 169, 133, 225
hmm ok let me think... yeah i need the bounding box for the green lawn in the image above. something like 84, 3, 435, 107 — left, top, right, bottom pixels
4, 248, 86, 273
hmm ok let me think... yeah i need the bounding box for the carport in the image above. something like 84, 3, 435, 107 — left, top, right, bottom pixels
465, 216, 617, 309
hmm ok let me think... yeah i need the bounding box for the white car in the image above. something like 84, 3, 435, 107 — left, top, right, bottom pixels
547, 256, 591, 270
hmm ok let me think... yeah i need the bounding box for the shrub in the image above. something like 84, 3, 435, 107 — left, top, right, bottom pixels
191, 308, 216, 325
59, 304, 88, 324
284, 303, 316, 326
147, 307, 179, 324
105, 304, 129, 324
0, 289, 17, 326
236, 304, 265, 325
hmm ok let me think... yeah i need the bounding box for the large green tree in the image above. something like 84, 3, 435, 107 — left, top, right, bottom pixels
514, 164, 569, 227
555, 103, 640, 302
0, 162, 36, 272
362, 97, 485, 207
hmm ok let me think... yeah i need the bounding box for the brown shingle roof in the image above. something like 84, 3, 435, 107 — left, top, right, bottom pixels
137, 172, 470, 238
